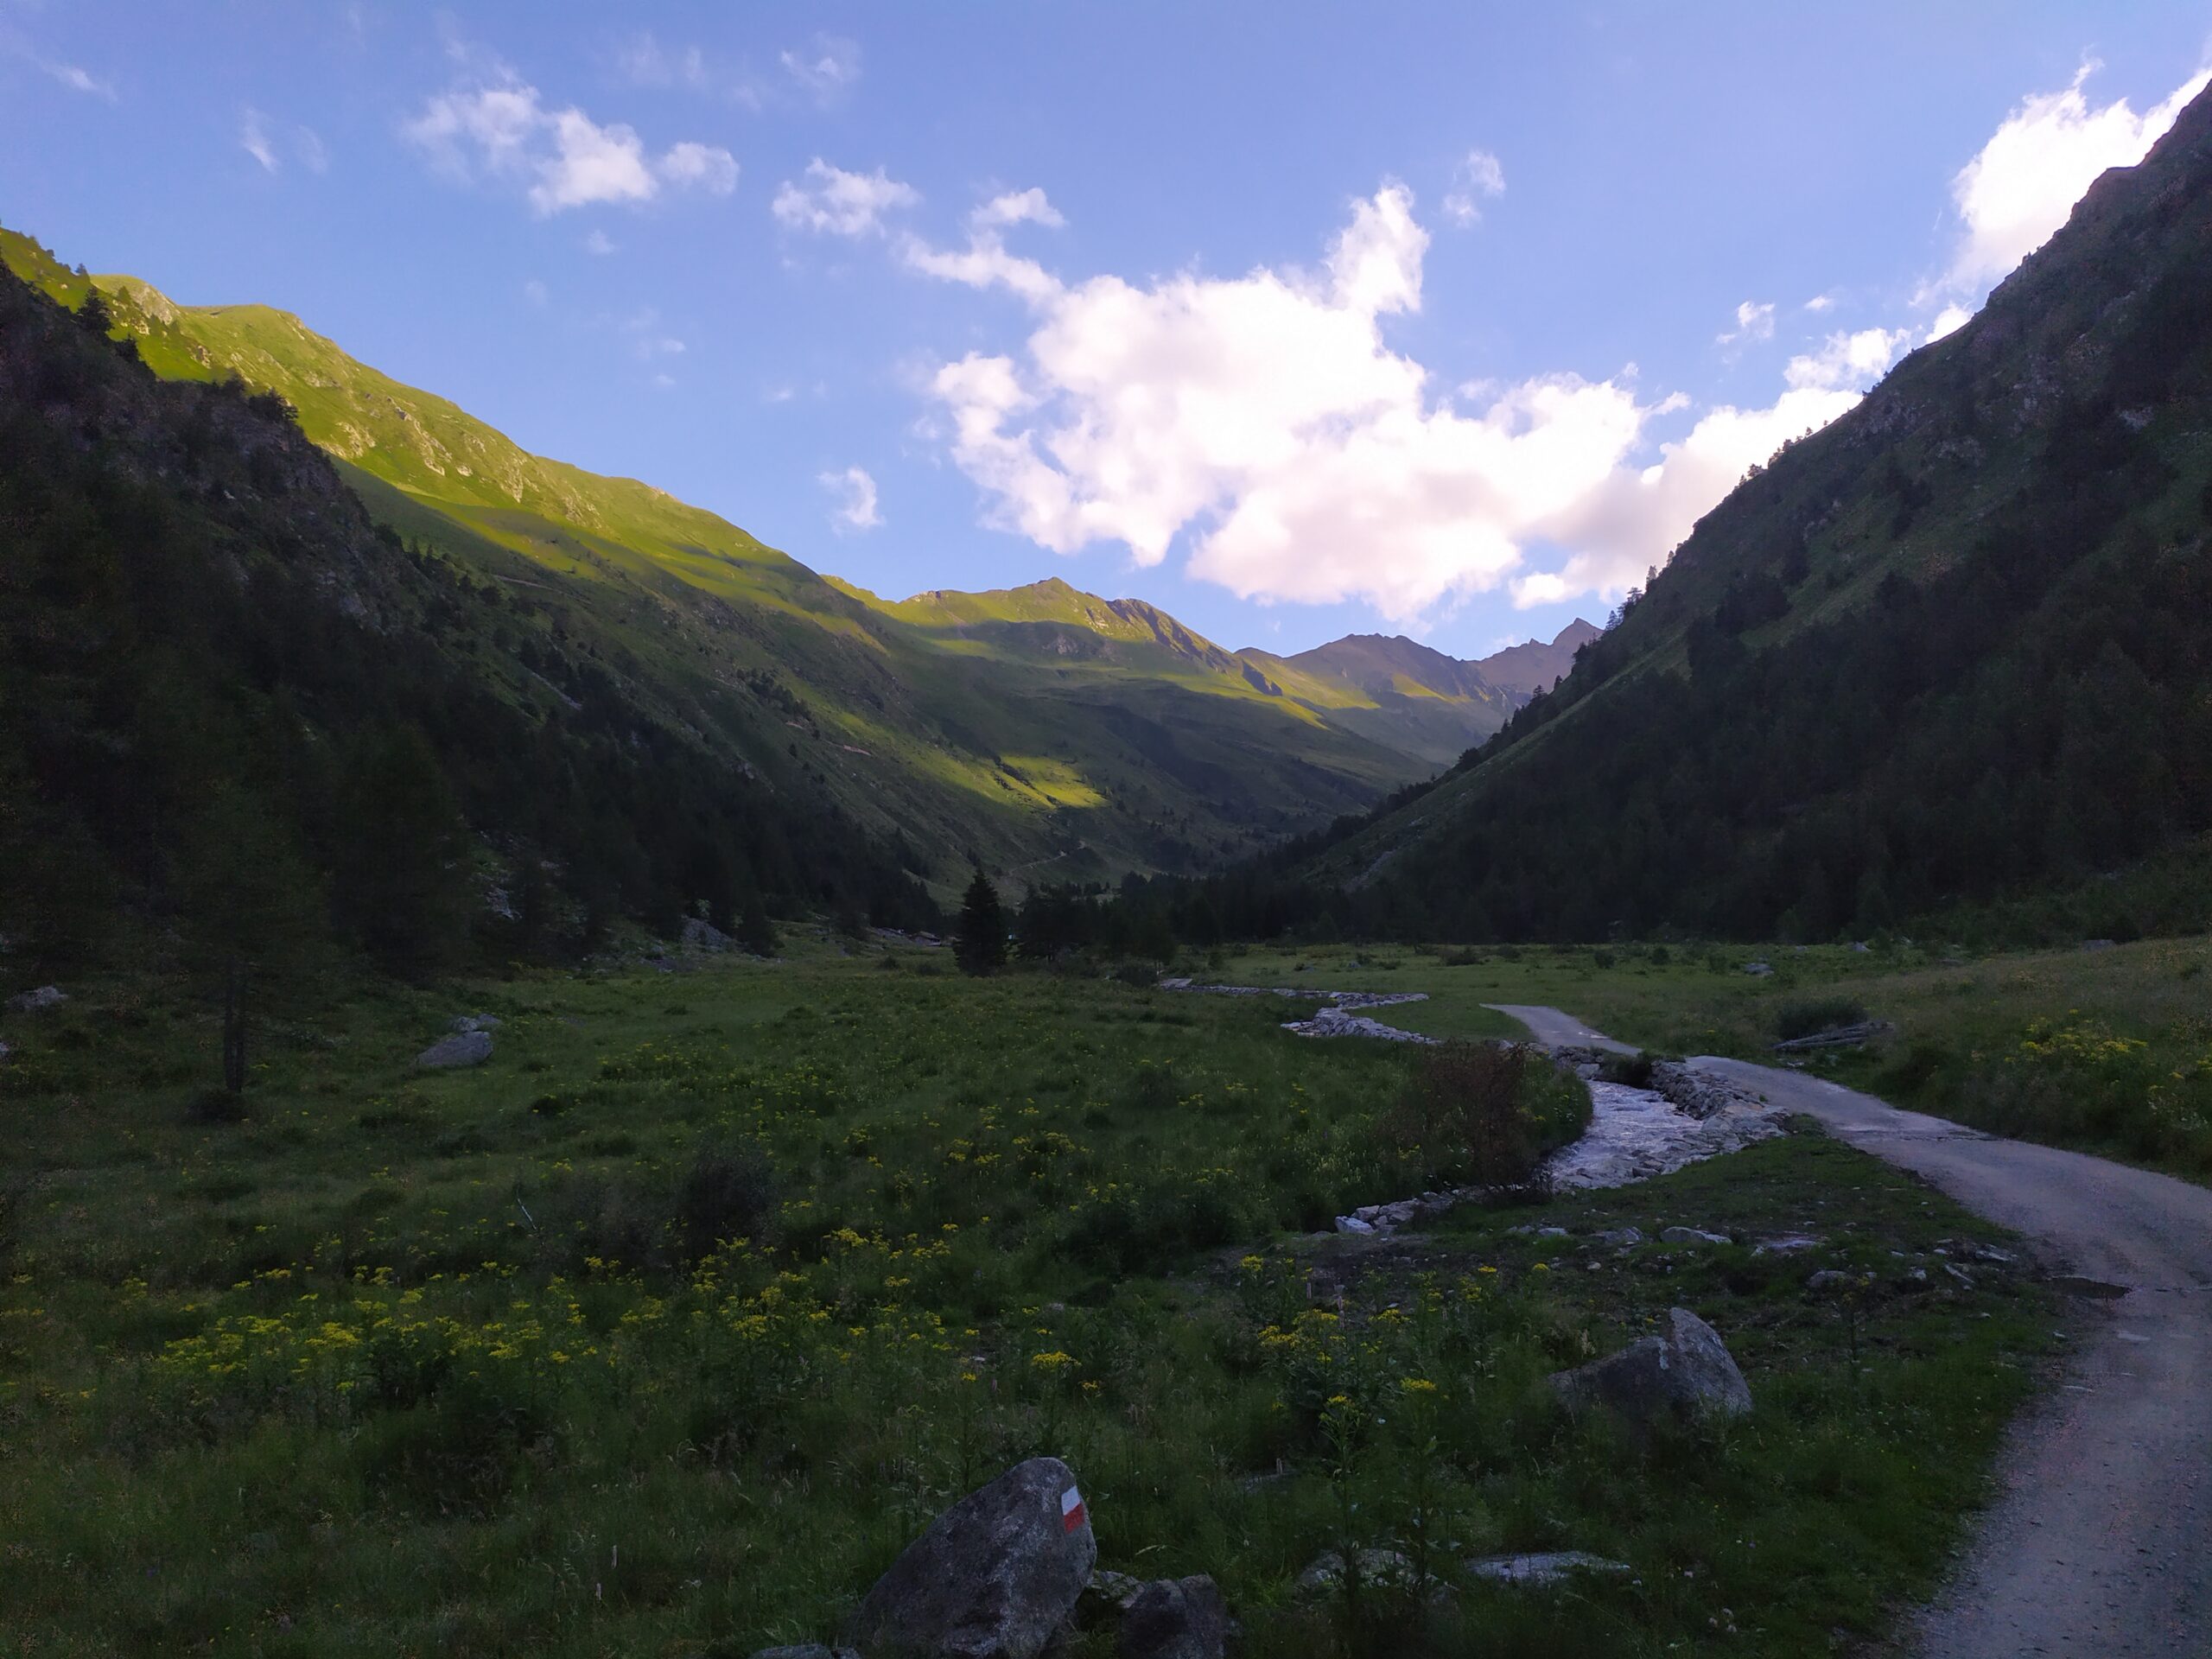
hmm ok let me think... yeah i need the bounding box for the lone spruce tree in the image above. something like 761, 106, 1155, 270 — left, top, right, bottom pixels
954, 869, 1007, 975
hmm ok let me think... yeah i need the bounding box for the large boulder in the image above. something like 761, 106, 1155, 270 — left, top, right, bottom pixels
416, 1030, 493, 1069
844, 1457, 1096, 1659
5, 985, 65, 1014
1550, 1306, 1751, 1428
1116, 1575, 1231, 1659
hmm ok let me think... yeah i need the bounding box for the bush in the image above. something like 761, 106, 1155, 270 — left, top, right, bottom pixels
533, 1140, 777, 1274
674, 1141, 777, 1263
1775, 996, 1870, 1041
1382, 1041, 1583, 1191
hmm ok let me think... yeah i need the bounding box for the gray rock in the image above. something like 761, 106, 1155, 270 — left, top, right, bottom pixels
1807, 1269, 1853, 1292
1660, 1226, 1730, 1246
1743, 961, 1773, 976
682, 916, 732, 951
449, 1013, 503, 1033
1466, 1551, 1632, 1587
1594, 1227, 1645, 1247
416, 1030, 493, 1069
1333, 1214, 1376, 1235
1550, 1306, 1752, 1427
845, 1457, 1096, 1659
1294, 1548, 1420, 1596
1116, 1575, 1231, 1659
1752, 1233, 1822, 1255
4, 985, 66, 1014
1085, 1569, 1143, 1610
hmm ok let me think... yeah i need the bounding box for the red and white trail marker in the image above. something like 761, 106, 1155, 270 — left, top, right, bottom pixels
1061, 1485, 1086, 1534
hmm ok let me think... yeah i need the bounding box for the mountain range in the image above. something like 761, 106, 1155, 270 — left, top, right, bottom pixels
0, 222, 1588, 948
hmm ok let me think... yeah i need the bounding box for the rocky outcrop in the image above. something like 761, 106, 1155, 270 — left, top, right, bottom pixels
1115, 1575, 1232, 1659
844, 1458, 1096, 1659
416, 1030, 493, 1069
1647, 1060, 1766, 1121
1550, 1306, 1752, 1428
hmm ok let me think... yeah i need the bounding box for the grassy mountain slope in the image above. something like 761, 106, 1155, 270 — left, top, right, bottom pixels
0, 254, 937, 982
1, 226, 1473, 890
1284, 80, 2212, 942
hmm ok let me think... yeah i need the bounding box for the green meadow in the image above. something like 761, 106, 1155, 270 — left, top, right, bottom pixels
1220, 935, 2212, 1179
0, 938, 2068, 1656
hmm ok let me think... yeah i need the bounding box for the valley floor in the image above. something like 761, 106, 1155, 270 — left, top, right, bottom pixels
0, 935, 2129, 1656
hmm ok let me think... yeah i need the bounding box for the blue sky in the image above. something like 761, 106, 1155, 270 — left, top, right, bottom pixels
3, 3, 2209, 658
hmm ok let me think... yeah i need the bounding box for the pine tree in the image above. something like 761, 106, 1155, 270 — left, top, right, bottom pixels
736, 893, 778, 957
954, 869, 1007, 975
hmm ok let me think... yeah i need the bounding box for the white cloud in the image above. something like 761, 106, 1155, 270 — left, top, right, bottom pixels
617, 34, 709, 91
1784, 326, 1911, 391
242, 109, 328, 175
523, 278, 550, 306
974, 188, 1065, 229
1441, 149, 1506, 226
584, 228, 616, 255
404, 73, 737, 214
659, 140, 738, 194
1717, 299, 1775, 346
1932, 61, 2210, 300
909, 182, 1910, 621
41, 59, 115, 100
241, 108, 279, 172
782, 35, 861, 102
772, 159, 921, 236
820, 466, 882, 531
1802, 293, 1835, 313
1923, 303, 1972, 343
1512, 386, 1859, 606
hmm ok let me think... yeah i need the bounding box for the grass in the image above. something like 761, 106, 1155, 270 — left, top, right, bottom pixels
1211, 935, 2212, 1180
0, 936, 2062, 1656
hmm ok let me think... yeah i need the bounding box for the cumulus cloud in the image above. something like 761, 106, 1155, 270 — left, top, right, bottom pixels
820, 466, 882, 531
584, 228, 616, 255
772, 159, 921, 236
906, 182, 1922, 621
896, 186, 1070, 302
1932, 61, 2210, 300
1802, 293, 1835, 313
974, 188, 1065, 229
1441, 149, 1506, 226
404, 73, 737, 214
1784, 326, 1911, 391
1717, 300, 1775, 346
782, 35, 861, 102
1923, 303, 1972, 344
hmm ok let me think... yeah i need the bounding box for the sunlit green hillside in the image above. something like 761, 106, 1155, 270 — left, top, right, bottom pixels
1, 225, 1469, 892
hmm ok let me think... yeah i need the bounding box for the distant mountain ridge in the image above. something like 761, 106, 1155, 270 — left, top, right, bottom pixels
1469, 619, 1603, 696
0, 224, 1591, 893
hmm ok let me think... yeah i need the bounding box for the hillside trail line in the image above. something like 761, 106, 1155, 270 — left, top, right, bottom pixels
1490, 1004, 2212, 1659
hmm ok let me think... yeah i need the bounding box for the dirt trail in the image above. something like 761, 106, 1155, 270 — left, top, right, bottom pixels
1493, 1006, 2212, 1659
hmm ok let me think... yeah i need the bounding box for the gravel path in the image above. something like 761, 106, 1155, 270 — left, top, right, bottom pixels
1493, 1007, 2212, 1658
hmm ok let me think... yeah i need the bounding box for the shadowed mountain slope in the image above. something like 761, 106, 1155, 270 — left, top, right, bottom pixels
1273, 79, 2212, 942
